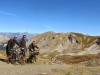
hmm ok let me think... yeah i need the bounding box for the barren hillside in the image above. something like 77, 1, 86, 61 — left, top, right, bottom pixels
29, 32, 100, 66
30, 32, 100, 53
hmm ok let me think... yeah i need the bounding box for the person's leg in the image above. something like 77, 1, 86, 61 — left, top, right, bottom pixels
6, 51, 11, 64
34, 54, 37, 62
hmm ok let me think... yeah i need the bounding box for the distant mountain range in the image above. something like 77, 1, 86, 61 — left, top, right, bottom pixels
0, 32, 38, 50
1, 32, 38, 40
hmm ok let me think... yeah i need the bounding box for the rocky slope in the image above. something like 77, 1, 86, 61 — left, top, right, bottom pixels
0, 34, 9, 43
29, 32, 100, 66
30, 32, 100, 54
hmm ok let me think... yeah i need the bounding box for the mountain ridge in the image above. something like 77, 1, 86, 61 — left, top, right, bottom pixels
30, 31, 100, 53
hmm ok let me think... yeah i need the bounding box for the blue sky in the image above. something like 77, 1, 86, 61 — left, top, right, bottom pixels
0, 0, 100, 35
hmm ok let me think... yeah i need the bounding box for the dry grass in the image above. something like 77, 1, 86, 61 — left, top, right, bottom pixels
47, 51, 61, 58
56, 54, 100, 64
73, 32, 100, 50
0, 50, 6, 56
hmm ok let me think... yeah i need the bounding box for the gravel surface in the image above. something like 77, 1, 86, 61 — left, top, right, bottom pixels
0, 55, 100, 75
0, 61, 68, 75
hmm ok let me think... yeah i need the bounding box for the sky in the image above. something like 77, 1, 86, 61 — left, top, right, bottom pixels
0, 0, 100, 35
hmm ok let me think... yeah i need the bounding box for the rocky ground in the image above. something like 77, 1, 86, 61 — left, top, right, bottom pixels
0, 54, 67, 75
0, 53, 100, 75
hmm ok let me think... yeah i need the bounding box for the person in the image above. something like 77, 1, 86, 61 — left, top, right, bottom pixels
6, 36, 20, 63
19, 35, 27, 63
28, 41, 40, 63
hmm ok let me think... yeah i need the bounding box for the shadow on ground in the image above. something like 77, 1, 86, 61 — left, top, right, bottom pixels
0, 58, 7, 62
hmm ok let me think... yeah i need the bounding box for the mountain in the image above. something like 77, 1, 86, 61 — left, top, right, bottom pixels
30, 31, 100, 53
0, 32, 38, 50
1, 31, 100, 66
0, 34, 9, 43
29, 32, 100, 66
3, 32, 37, 41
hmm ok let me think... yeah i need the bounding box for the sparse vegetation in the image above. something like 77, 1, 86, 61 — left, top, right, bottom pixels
0, 50, 6, 55
56, 54, 100, 64
65, 72, 72, 75
73, 32, 100, 50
